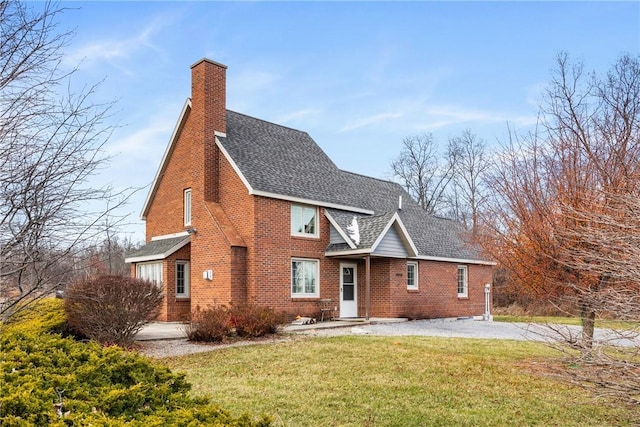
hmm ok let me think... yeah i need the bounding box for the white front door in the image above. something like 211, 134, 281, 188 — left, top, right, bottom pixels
340, 263, 358, 318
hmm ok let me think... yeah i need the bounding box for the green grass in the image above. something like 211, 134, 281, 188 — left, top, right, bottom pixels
162, 336, 635, 426
495, 315, 639, 330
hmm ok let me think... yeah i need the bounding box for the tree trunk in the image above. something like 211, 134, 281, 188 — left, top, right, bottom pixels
581, 304, 596, 350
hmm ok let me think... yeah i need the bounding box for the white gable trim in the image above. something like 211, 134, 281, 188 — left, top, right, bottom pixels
124, 236, 191, 264
141, 99, 192, 220
324, 211, 357, 249
370, 213, 419, 257
215, 136, 254, 194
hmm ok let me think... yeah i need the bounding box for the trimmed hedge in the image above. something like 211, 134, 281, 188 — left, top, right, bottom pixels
0, 300, 272, 426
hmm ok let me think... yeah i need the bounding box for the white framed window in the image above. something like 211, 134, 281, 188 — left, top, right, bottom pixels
184, 188, 192, 226
457, 265, 468, 298
176, 261, 190, 298
407, 261, 418, 290
136, 262, 163, 286
291, 258, 319, 298
291, 205, 318, 237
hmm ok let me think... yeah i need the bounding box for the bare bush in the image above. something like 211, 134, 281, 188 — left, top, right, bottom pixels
230, 304, 289, 338
64, 275, 163, 347
184, 305, 233, 342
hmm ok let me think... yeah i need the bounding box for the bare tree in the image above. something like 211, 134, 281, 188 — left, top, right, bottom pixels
390, 133, 455, 215
0, 1, 125, 321
485, 53, 640, 345
483, 53, 640, 408
447, 129, 491, 234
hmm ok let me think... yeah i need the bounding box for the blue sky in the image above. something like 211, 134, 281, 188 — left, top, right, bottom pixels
55, 1, 639, 241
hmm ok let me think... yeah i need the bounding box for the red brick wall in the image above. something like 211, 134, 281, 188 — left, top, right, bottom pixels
383, 259, 493, 319
161, 245, 192, 322
250, 197, 338, 318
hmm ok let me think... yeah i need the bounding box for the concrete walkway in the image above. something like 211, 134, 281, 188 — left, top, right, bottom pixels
134, 318, 407, 341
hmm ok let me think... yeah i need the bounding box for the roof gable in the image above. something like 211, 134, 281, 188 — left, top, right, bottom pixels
125, 234, 190, 263
141, 99, 192, 220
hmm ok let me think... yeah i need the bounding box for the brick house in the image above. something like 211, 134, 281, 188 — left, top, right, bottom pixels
125, 58, 494, 322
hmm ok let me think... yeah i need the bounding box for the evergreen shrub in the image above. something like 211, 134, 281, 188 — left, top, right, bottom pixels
0, 304, 273, 426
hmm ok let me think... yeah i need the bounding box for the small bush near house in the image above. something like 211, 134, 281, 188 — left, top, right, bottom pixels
230, 304, 288, 338
185, 304, 288, 342
64, 275, 164, 347
185, 305, 233, 342
0, 300, 273, 426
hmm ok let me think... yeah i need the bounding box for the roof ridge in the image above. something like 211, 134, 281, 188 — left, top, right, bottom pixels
226, 109, 312, 136
339, 169, 402, 186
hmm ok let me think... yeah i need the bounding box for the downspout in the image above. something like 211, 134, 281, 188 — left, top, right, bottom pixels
365, 255, 371, 320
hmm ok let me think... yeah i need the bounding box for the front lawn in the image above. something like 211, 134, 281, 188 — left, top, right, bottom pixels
495, 315, 639, 330
162, 336, 636, 426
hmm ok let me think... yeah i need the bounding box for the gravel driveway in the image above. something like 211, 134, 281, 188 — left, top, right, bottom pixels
137, 318, 639, 358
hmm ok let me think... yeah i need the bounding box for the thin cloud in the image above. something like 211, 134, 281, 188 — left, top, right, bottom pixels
276, 108, 323, 125
106, 108, 178, 161
64, 17, 170, 74
339, 111, 404, 132
423, 105, 538, 128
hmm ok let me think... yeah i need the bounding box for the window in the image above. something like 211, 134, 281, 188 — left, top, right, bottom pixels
184, 188, 192, 226
291, 258, 319, 297
176, 261, 190, 298
407, 262, 418, 290
136, 262, 163, 286
291, 205, 317, 237
457, 265, 468, 297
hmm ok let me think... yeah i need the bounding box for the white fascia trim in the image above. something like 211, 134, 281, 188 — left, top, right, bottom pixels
370, 213, 419, 257
324, 248, 371, 257
125, 235, 191, 264
151, 231, 190, 241
324, 211, 357, 249
215, 136, 254, 193
252, 190, 374, 215
414, 255, 497, 266
141, 99, 192, 220
125, 254, 164, 263
215, 136, 374, 215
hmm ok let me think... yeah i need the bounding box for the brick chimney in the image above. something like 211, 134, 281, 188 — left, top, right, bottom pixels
191, 58, 227, 202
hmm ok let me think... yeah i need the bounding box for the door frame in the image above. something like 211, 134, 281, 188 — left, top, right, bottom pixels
340, 262, 358, 318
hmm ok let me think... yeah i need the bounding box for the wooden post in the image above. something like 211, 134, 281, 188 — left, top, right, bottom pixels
365, 255, 371, 320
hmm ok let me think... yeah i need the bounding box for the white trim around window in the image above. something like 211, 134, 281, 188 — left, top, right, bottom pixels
457, 265, 468, 298
184, 188, 192, 226
291, 258, 319, 298
291, 205, 318, 238
176, 260, 190, 298
407, 261, 418, 290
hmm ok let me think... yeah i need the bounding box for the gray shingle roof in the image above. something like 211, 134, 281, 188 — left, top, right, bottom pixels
125, 236, 189, 262
221, 110, 489, 263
